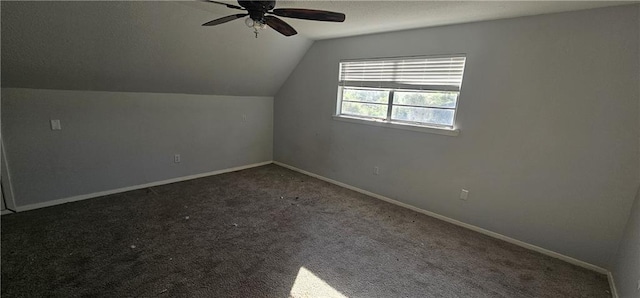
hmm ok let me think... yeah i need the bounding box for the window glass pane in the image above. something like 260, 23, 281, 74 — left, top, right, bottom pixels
342, 88, 389, 104
391, 106, 455, 126
394, 91, 458, 108
341, 102, 388, 119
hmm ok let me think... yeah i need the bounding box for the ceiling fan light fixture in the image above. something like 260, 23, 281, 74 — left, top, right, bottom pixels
245, 17, 266, 37
244, 17, 255, 27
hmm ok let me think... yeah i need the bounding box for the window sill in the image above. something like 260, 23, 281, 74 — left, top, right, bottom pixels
332, 115, 460, 136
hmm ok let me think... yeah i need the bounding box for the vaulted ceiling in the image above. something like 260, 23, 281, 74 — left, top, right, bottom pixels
1, 1, 313, 96
1, 1, 634, 96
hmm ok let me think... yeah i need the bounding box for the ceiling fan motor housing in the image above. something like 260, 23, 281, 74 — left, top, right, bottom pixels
238, 0, 275, 21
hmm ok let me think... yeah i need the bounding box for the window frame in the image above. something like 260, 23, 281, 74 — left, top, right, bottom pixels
334, 54, 466, 136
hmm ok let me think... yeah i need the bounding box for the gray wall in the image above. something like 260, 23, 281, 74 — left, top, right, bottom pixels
2, 88, 273, 207
612, 5, 640, 295
273, 5, 640, 268
613, 187, 640, 297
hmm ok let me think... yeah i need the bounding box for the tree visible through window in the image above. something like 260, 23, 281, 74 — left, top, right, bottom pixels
336, 55, 466, 129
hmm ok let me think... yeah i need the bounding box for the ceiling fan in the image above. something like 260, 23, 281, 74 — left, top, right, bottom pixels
201, 0, 346, 38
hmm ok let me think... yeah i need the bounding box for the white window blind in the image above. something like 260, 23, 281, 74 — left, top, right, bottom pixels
339, 56, 466, 91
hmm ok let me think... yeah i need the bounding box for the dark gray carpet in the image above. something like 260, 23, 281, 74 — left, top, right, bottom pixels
1, 164, 610, 297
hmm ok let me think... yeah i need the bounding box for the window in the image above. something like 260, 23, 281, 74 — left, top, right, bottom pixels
335, 55, 466, 133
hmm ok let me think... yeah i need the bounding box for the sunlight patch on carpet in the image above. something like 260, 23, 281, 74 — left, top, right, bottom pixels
289, 267, 347, 298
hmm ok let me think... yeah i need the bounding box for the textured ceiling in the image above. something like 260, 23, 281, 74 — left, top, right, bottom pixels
190, 0, 636, 40
1, 1, 313, 96
1, 1, 635, 96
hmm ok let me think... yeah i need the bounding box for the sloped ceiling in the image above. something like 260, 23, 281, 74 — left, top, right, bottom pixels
1, 1, 634, 96
277, 0, 636, 39
1, 1, 313, 96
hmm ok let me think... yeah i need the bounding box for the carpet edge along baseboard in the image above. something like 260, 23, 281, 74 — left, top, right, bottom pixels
6, 159, 618, 298
271, 161, 612, 278
12, 161, 273, 213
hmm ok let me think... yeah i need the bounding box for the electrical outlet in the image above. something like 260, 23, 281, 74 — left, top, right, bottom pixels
637, 279, 640, 291
50, 119, 62, 130
460, 189, 469, 200
373, 166, 380, 175
174, 154, 181, 163
242, 114, 247, 122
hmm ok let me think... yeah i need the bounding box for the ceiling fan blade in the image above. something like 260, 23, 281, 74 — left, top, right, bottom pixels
264, 16, 297, 37
202, 14, 248, 26
202, 0, 245, 11
271, 8, 345, 22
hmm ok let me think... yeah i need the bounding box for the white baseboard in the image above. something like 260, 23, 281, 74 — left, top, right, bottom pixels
12, 159, 614, 280
15, 161, 273, 212
607, 271, 619, 298
273, 161, 610, 275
